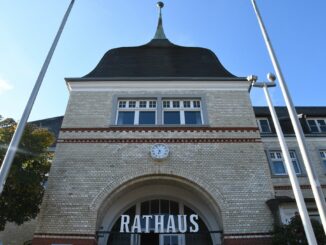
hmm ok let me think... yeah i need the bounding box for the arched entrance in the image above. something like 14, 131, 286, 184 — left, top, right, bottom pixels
106, 199, 213, 245
96, 176, 223, 245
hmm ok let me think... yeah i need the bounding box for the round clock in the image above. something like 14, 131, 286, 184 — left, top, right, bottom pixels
151, 144, 169, 160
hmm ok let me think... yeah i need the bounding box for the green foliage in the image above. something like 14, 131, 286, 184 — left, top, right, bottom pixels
0, 119, 55, 231
272, 213, 326, 245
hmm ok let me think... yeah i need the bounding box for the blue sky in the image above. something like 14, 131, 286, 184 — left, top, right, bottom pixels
0, 0, 325, 121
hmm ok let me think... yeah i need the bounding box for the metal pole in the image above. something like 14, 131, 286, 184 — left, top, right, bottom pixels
251, 0, 326, 234
261, 83, 317, 245
0, 0, 75, 194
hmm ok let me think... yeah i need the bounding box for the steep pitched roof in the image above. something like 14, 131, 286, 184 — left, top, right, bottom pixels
80, 2, 242, 80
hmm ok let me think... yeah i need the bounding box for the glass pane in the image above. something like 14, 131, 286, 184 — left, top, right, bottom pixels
139, 111, 155, 124
161, 200, 169, 214
308, 120, 319, 133
270, 152, 275, 159
273, 161, 286, 174
318, 120, 326, 132
139, 101, 147, 108
185, 111, 202, 124
292, 160, 301, 174
321, 151, 325, 158
164, 236, 170, 245
119, 101, 126, 108
170, 201, 179, 215
163, 101, 170, 108
128, 101, 136, 108
164, 112, 180, 124
173, 101, 180, 108
151, 200, 159, 214
149, 101, 157, 108
117, 111, 134, 125
323, 160, 326, 170
193, 101, 201, 108
260, 120, 270, 133
183, 101, 191, 108
289, 151, 295, 159
171, 236, 178, 245
141, 201, 150, 215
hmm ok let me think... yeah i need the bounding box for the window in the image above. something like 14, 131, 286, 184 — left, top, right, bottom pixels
117, 100, 156, 125
116, 98, 204, 126
320, 151, 326, 170
257, 118, 271, 133
269, 151, 301, 175
162, 99, 202, 125
307, 119, 326, 133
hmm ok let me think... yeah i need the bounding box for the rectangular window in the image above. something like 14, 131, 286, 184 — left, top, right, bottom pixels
162, 99, 203, 125
116, 98, 204, 126
269, 151, 301, 176
320, 151, 326, 171
116, 99, 156, 125
257, 118, 271, 133
307, 119, 326, 133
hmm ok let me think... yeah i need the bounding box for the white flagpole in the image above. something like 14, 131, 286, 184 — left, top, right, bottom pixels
0, 0, 75, 194
251, 0, 326, 234
251, 75, 317, 245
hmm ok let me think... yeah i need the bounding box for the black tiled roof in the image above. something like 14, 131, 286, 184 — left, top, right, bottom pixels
254, 106, 326, 135
83, 39, 239, 79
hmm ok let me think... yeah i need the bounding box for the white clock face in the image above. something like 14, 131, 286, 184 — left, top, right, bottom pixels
151, 144, 169, 160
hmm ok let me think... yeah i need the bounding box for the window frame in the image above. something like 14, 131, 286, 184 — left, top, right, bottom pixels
267, 150, 302, 176
116, 99, 157, 125
112, 95, 208, 126
162, 99, 203, 125
319, 150, 326, 172
306, 118, 326, 133
256, 118, 272, 133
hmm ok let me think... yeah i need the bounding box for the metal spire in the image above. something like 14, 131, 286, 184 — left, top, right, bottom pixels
153, 2, 167, 39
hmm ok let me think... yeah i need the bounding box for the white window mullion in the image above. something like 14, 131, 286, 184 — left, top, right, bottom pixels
135, 111, 140, 125
180, 110, 185, 124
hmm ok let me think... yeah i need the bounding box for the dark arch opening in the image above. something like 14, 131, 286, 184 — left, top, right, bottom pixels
107, 199, 213, 245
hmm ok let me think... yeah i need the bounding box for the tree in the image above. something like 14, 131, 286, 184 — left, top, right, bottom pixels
272, 213, 326, 245
0, 118, 55, 231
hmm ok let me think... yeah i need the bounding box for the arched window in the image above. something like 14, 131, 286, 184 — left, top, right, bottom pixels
107, 199, 212, 245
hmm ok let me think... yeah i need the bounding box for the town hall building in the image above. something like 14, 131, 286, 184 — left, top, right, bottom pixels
1, 2, 326, 245
31, 3, 274, 245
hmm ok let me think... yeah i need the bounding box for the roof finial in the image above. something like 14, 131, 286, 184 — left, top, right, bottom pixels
153, 1, 167, 39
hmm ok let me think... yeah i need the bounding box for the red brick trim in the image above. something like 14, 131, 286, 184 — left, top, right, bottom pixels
33, 233, 95, 238
224, 237, 272, 245
32, 237, 97, 245
57, 138, 261, 144
60, 126, 259, 133
224, 233, 272, 245
274, 185, 326, 190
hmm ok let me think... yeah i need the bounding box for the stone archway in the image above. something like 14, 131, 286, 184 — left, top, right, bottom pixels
95, 175, 223, 245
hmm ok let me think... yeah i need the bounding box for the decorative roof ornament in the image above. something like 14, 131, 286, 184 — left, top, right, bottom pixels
153, 2, 167, 40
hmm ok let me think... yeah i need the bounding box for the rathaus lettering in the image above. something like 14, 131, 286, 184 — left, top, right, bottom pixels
120, 214, 199, 233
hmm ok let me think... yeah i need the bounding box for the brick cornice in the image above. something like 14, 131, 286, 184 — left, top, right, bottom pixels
57, 138, 261, 144
60, 126, 259, 133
